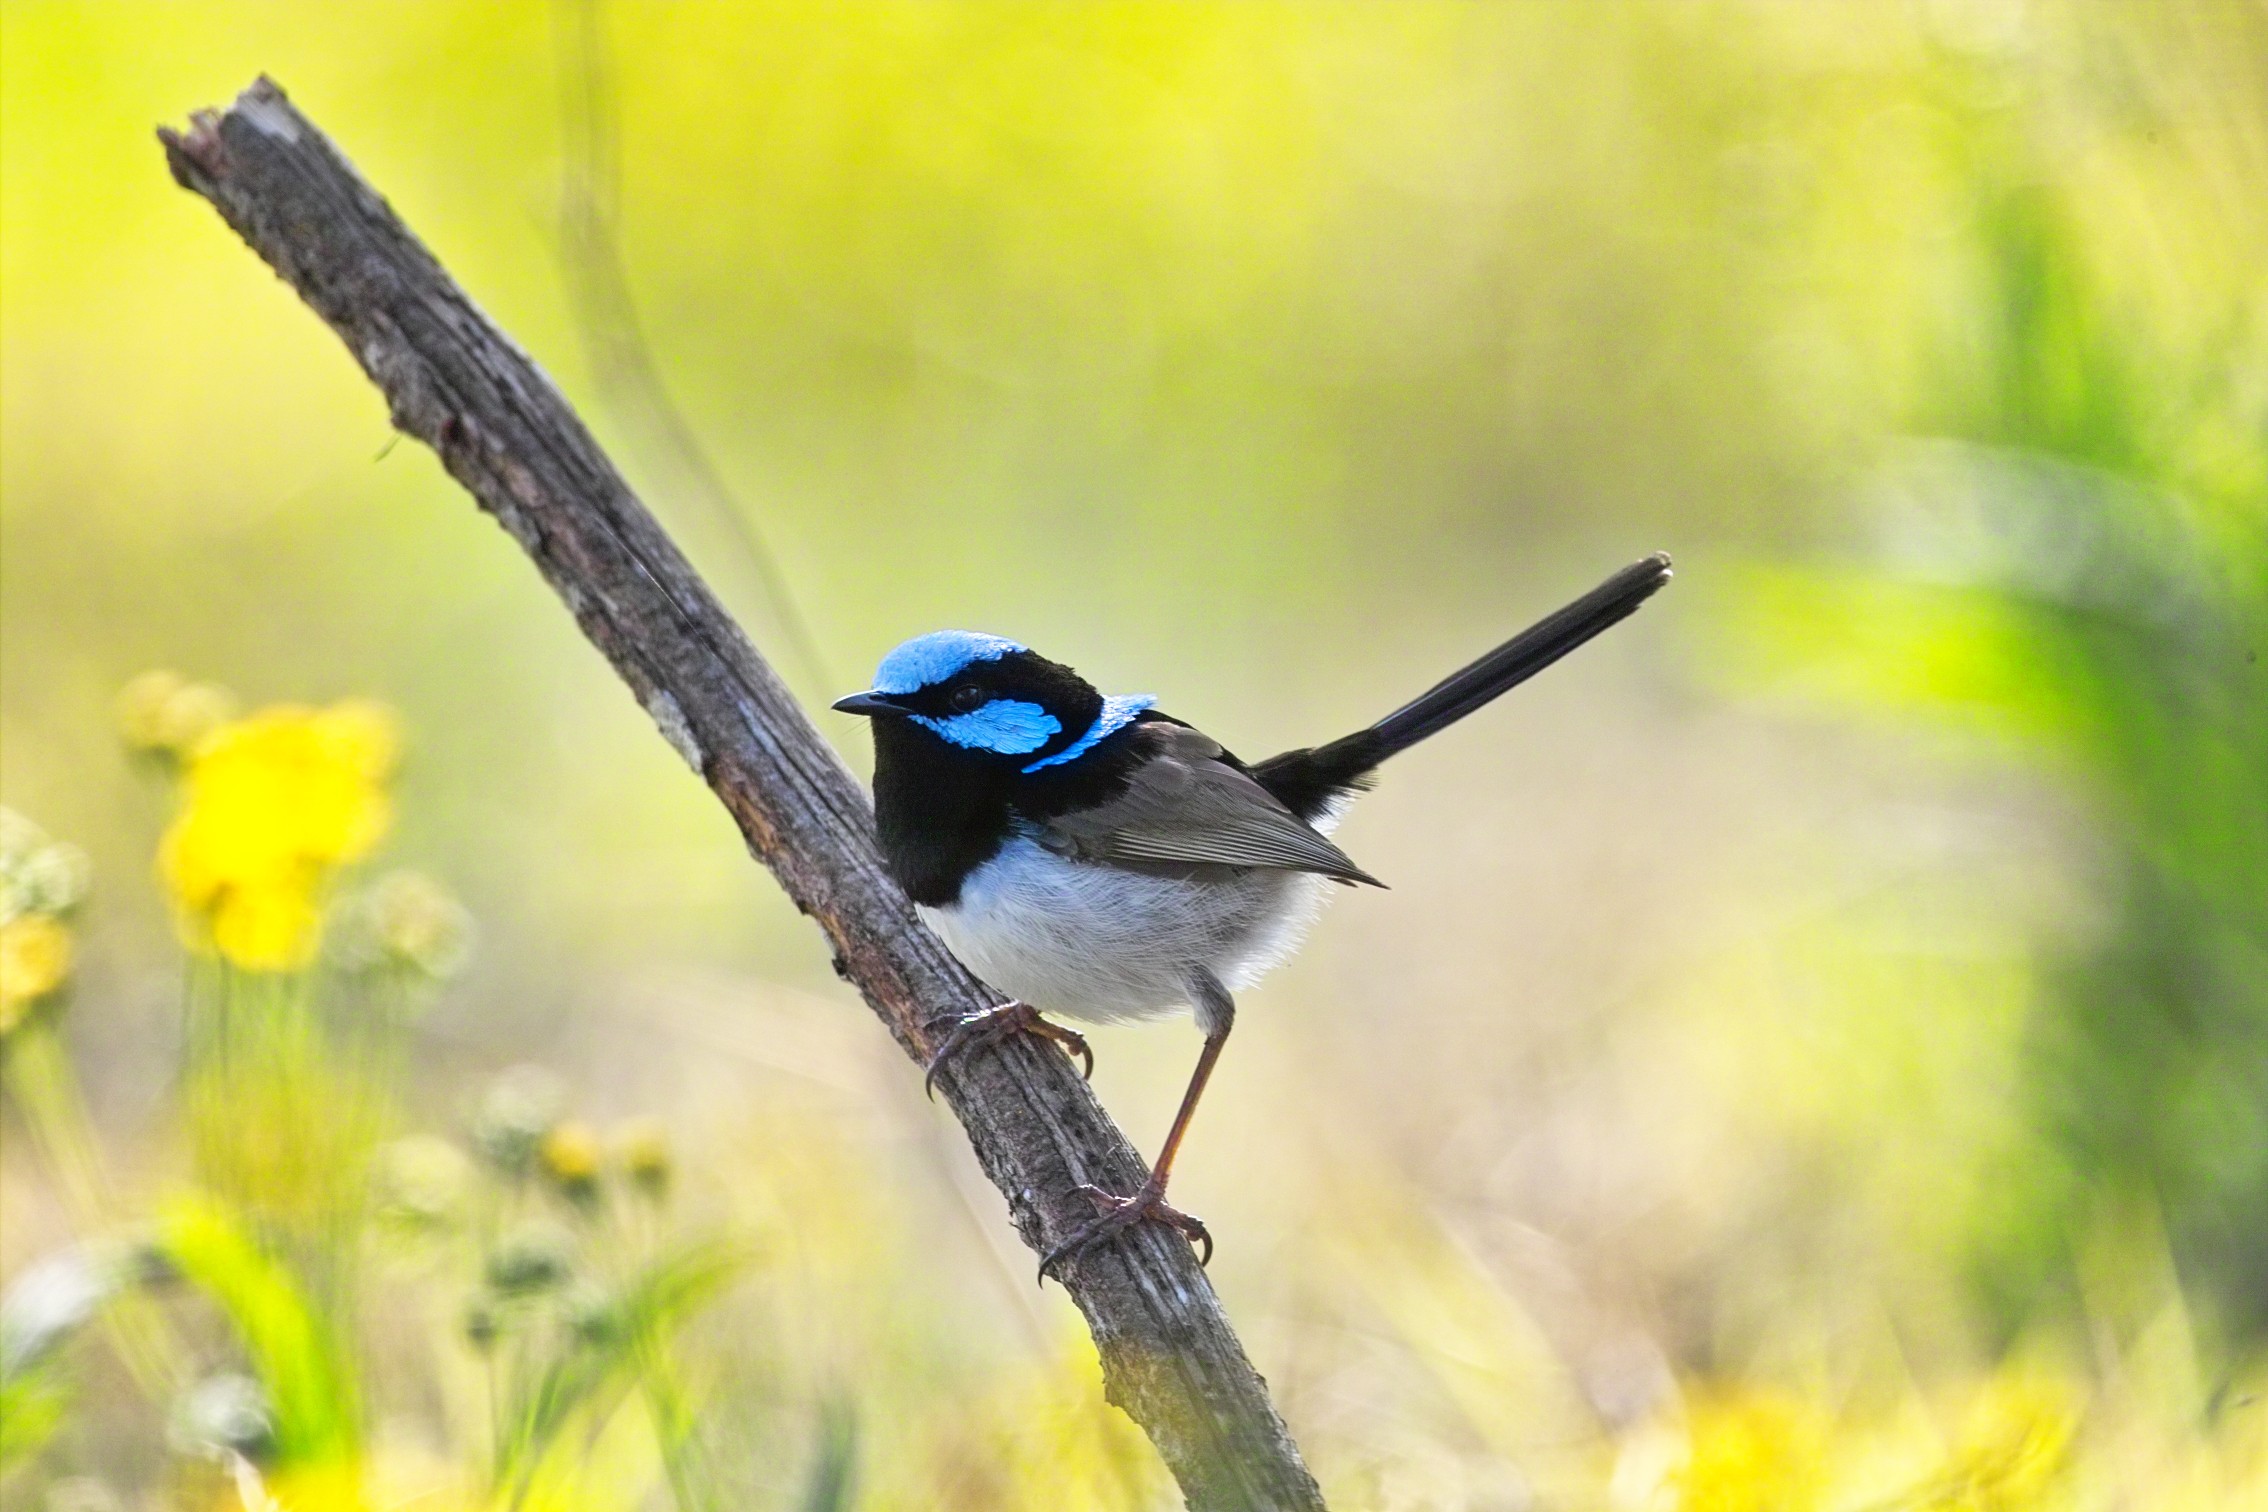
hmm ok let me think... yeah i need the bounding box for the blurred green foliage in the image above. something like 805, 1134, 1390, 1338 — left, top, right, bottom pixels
1715, 84, 2267, 1339
155, 1195, 362, 1468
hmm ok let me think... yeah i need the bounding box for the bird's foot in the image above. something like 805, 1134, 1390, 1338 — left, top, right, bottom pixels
922, 1000, 1093, 1099
1038, 1178, 1211, 1282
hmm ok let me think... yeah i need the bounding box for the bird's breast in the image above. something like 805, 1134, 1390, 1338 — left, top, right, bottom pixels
917, 834, 1335, 1025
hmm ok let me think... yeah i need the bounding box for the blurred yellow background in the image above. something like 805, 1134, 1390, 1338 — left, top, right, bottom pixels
3, 2, 2263, 1507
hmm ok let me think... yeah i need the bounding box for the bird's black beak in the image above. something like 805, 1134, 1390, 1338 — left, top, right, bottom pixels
831, 691, 906, 718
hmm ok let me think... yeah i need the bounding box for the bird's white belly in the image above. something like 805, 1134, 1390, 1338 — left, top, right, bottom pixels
919, 834, 1336, 1024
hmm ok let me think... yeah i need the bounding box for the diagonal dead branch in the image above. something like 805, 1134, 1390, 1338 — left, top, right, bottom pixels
159, 77, 1324, 1511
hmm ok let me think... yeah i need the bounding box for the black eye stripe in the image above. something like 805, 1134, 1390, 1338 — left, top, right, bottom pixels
891, 650, 1103, 745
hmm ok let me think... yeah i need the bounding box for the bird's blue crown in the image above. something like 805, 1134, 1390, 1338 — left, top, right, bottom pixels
866, 630, 1154, 769
872, 630, 1025, 694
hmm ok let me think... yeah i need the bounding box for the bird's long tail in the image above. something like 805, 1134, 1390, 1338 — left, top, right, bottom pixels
1254, 552, 1672, 818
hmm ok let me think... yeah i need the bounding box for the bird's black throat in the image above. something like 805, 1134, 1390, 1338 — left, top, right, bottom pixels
868, 711, 1164, 906
869, 717, 1017, 906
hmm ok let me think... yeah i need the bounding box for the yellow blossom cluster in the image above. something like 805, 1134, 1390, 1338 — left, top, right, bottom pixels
156, 698, 400, 972
1, 808, 89, 1034
234, 1461, 602, 1512
1659, 1372, 2085, 1512
0, 915, 75, 1034
1675, 1387, 1830, 1512
537, 1121, 604, 1198
1933, 1374, 2079, 1510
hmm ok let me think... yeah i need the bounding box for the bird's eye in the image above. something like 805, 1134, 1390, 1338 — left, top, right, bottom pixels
949, 685, 987, 713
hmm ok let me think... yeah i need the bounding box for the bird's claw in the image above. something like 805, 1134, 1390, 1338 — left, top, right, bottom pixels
1038, 1180, 1211, 1283
922, 1000, 1093, 1099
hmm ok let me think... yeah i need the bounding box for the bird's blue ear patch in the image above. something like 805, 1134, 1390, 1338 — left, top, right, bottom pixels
913, 699, 1061, 755
1023, 693, 1156, 772
873, 631, 1025, 694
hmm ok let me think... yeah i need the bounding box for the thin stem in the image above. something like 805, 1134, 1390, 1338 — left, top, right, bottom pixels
2, 1019, 184, 1394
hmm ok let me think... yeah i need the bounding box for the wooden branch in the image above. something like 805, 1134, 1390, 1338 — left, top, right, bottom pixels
160, 78, 1325, 1510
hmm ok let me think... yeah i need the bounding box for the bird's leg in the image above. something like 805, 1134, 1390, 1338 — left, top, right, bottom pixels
922, 1000, 1093, 1099
1040, 980, 1233, 1281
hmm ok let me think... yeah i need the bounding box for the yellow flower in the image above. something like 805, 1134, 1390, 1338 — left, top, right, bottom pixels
231, 1463, 367, 1512
311, 699, 402, 783
540, 1121, 604, 1199
157, 700, 399, 971
225, 1460, 492, 1512
208, 883, 327, 974
1677, 1386, 1829, 1512
0, 914, 73, 1031
612, 1117, 672, 1198
1933, 1374, 2079, 1509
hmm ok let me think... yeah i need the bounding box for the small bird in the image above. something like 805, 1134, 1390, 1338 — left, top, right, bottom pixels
834, 553, 1671, 1277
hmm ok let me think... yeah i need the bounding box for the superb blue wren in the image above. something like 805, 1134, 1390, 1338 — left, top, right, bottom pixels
834, 553, 1671, 1276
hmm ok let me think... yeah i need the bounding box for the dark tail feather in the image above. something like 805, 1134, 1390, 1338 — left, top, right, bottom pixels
1368, 551, 1673, 757
1255, 553, 1672, 818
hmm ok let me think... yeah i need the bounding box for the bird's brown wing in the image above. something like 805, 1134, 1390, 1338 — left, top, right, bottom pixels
1036, 722, 1382, 885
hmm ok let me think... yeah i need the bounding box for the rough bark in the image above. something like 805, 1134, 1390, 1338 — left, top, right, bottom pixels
161, 77, 1325, 1512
